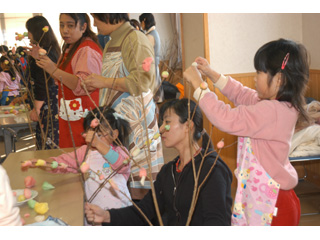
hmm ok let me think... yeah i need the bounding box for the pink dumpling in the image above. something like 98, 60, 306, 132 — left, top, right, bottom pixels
24, 176, 36, 188
139, 167, 147, 177
217, 140, 225, 149
12, 109, 19, 115
80, 162, 90, 173
24, 188, 32, 199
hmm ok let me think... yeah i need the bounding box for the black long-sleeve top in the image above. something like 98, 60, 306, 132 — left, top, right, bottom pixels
104, 148, 233, 226
28, 48, 59, 101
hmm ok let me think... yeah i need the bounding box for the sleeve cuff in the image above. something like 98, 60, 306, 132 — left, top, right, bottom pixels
104, 148, 119, 165
193, 86, 211, 102
214, 74, 228, 90
193, 74, 228, 101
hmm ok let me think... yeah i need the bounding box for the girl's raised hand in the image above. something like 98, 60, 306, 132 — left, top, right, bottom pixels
183, 63, 203, 90
21, 158, 37, 171
195, 57, 212, 77
195, 57, 222, 83
85, 202, 110, 224
84, 130, 100, 148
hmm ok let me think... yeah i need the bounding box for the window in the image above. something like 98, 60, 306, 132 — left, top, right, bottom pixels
0, 13, 39, 52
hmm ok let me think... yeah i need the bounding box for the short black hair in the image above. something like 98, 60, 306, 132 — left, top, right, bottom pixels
92, 13, 129, 24
139, 13, 156, 30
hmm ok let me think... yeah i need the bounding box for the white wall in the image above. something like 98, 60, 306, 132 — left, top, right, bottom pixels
42, 12, 62, 46
129, 13, 176, 59
208, 13, 304, 74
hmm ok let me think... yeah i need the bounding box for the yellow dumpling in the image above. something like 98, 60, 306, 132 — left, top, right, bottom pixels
34, 202, 49, 215
17, 195, 26, 202
35, 159, 46, 167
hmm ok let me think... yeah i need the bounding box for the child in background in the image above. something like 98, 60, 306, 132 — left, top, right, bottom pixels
15, 46, 28, 80
23, 107, 132, 225
0, 45, 8, 56
183, 38, 309, 226
0, 45, 8, 72
0, 56, 21, 105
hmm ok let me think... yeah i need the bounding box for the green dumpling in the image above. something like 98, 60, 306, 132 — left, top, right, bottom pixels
42, 181, 55, 190
51, 161, 59, 169
27, 199, 37, 209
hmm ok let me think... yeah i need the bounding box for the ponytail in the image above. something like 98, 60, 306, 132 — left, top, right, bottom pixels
200, 129, 214, 150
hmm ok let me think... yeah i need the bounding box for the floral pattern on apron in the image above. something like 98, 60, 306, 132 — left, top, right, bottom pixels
232, 137, 280, 226
99, 30, 164, 199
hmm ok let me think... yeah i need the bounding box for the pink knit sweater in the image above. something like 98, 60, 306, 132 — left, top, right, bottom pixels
196, 76, 298, 190
0, 71, 20, 96
50, 145, 130, 180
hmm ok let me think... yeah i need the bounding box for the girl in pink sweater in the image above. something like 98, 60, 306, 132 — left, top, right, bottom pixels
0, 56, 20, 105
24, 107, 132, 225
183, 39, 310, 226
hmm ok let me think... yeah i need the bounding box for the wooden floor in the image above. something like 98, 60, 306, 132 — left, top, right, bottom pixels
1, 130, 320, 226
295, 180, 320, 226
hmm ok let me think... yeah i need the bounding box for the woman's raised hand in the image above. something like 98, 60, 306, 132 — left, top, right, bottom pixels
36, 55, 56, 75
24, 43, 40, 60
82, 73, 106, 92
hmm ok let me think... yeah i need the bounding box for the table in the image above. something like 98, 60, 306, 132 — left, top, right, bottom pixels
0, 106, 36, 158
2, 149, 84, 226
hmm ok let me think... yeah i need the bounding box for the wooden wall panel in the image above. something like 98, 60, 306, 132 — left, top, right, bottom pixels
202, 70, 320, 188
303, 69, 320, 186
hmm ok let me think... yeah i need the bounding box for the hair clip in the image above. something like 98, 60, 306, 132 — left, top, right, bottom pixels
4, 60, 9, 65
281, 53, 290, 70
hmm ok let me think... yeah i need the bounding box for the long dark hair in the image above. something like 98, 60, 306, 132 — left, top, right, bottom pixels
58, 13, 100, 70
0, 56, 17, 81
159, 98, 213, 149
254, 38, 310, 122
83, 107, 131, 149
26, 15, 61, 60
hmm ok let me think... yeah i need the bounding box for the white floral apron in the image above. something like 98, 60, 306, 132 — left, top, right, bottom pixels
232, 137, 280, 226
99, 29, 164, 199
